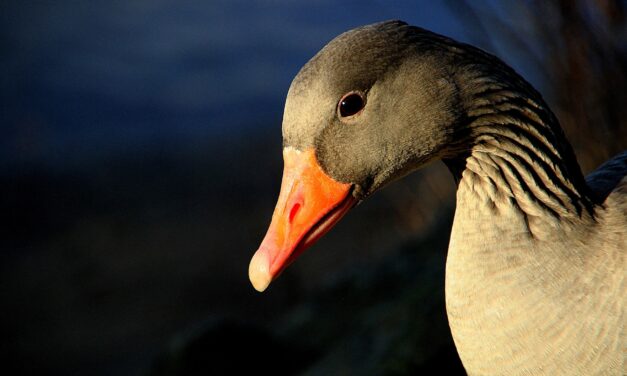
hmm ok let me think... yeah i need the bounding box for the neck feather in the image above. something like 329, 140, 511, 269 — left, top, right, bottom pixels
445, 73, 596, 232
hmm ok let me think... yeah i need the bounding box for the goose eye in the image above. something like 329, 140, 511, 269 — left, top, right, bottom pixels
338, 92, 365, 117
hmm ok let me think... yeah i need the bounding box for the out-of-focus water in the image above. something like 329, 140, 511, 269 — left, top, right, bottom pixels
2, 1, 471, 171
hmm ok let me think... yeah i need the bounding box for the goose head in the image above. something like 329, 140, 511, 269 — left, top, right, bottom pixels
249, 20, 473, 291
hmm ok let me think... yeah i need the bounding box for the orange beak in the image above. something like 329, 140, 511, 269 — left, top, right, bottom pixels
248, 147, 356, 292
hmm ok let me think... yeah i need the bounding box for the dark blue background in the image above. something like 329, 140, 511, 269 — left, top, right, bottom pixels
3, 0, 537, 172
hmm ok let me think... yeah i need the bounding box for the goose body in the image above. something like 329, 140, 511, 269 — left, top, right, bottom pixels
447, 149, 625, 374
249, 21, 626, 375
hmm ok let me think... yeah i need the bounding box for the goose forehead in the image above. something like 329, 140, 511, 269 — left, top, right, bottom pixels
282, 21, 419, 147
296, 22, 416, 88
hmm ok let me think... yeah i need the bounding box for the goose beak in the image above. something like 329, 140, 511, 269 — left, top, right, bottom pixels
248, 147, 356, 292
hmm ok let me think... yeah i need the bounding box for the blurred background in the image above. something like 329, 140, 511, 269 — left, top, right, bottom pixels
2, 1, 625, 375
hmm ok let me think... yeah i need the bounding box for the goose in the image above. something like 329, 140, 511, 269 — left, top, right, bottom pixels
248, 20, 625, 375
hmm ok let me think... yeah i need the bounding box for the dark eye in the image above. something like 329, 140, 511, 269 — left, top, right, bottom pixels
338, 92, 365, 117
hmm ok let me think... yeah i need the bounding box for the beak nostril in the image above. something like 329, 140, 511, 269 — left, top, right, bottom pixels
289, 202, 302, 224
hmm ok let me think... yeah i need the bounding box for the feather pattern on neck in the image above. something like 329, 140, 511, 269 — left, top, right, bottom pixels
446, 73, 597, 238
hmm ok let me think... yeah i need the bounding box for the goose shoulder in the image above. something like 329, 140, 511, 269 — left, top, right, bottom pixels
586, 150, 627, 204
587, 151, 627, 253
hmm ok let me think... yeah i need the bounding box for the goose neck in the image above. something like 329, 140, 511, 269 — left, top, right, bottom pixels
445, 80, 597, 232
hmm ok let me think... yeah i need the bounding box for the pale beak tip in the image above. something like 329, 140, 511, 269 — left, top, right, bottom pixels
248, 250, 272, 292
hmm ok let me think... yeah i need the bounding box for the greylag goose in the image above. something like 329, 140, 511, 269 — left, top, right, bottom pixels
248, 20, 625, 375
